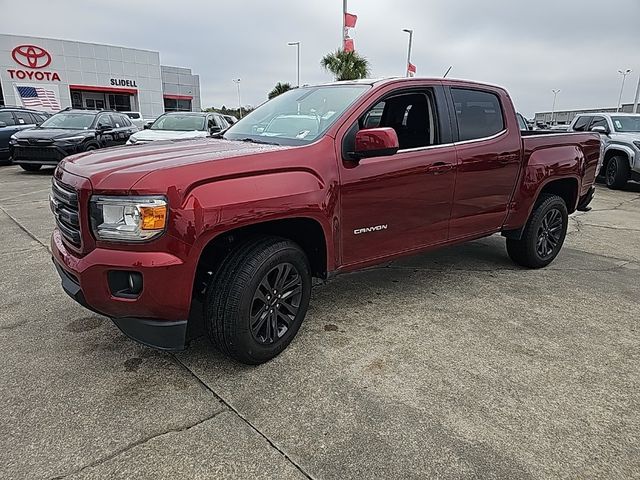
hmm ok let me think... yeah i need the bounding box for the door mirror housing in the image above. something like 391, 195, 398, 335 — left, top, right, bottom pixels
143, 121, 153, 129
209, 125, 222, 134
97, 124, 112, 133
350, 127, 400, 161
591, 125, 610, 135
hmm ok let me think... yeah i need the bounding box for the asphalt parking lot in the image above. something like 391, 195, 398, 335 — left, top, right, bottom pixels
1, 165, 638, 480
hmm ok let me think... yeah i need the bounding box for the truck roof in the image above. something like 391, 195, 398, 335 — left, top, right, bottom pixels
315, 77, 507, 91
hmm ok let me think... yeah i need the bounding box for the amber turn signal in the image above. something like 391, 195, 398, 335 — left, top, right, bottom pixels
140, 206, 167, 230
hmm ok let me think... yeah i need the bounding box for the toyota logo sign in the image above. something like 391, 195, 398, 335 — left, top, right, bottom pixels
11, 45, 52, 69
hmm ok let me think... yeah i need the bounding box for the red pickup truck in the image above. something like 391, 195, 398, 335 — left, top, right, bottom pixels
50, 78, 601, 364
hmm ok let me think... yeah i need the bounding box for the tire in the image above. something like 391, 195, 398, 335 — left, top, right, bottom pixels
605, 155, 629, 189
506, 193, 568, 269
204, 236, 311, 365
85, 145, 98, 151
19, 164, 42, 172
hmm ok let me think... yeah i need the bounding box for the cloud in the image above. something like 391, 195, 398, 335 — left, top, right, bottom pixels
3, 0, 639, 116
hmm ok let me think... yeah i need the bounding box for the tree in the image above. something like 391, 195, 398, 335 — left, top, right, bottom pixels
321, 49, 370, 81
268, 82, 293, 100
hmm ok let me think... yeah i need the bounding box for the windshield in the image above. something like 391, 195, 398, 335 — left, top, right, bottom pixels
611, 116, 640, 133
224, 85, 370, 145
40, 113, 96, 129
150, 114, 206, 131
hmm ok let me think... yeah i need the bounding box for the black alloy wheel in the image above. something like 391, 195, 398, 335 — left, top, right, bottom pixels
250, 262, 303, 345
606, 159, 617, 186
536, 208, 563, 260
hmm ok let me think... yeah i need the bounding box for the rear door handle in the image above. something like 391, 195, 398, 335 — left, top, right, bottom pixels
498, 154, 519, 165
426, 162, 455, 175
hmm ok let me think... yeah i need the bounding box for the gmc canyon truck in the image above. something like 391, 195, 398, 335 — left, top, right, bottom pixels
50, 78, 601, 364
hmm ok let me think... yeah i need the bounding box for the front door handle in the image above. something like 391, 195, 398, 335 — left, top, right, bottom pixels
426, 162, 455, 175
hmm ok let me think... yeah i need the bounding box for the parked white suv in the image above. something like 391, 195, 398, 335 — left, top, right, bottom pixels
122, 112, 147, 129
126, 112, 229, 145
569, 113, 640, 189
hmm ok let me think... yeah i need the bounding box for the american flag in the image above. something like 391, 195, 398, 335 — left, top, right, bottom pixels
16, 86, 60, 111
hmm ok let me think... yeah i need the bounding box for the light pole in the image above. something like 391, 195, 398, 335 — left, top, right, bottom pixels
633, 74, 640, 114
403, 29, 414, 77
233, 78, 242, 118
287, 42, 300, 87
551, 89, 560, 126
617, 69, 632, 112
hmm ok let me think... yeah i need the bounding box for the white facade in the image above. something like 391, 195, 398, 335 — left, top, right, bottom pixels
0, 34, 200, 119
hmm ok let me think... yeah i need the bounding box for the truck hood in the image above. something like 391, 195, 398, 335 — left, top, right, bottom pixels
60, 138, 292, 191
610, 132, 640, 143
129, 129, 208, 143
15, 127, 92, 141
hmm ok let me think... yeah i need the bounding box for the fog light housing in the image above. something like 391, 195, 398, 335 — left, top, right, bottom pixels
108, 270, 143, 298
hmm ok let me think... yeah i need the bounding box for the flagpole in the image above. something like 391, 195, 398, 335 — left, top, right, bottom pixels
342, 0, 347, 50
403, 29, 414, 77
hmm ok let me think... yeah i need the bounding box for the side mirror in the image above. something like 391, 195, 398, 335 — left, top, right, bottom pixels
143, 122, 153, 129
0, 121, 6, 128
591, 125, 610, 135
350, 127, 399, 161
209, 125, 221, 134
97, 124, 112, 133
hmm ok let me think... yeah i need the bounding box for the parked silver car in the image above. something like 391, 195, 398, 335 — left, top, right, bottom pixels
569, 113, 640, 189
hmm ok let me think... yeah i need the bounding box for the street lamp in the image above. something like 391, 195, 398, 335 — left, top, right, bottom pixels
287, 41, 301, 87
551, 89, 560, 126
403, 29, 414, 77
233, 78, 242, 119
617, 68, 632, 112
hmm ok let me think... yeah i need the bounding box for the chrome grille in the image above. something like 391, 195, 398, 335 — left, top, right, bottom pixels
50, 178, 81, 247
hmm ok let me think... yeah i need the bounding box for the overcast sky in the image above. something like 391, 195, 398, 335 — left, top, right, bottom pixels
2, 0, 639, 116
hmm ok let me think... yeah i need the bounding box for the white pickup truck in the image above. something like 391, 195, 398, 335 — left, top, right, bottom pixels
569, 113, 640, 189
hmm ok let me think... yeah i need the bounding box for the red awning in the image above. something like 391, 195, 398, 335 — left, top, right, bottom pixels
163, 94, 193, 100
69, 84, 137, 95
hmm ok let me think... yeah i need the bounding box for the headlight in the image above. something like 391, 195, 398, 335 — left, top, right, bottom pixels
61, 136, 86, 143
128, 136, 138, 144
90, 196, 167, 242
9, 135, 17, 145
633, 141, 640, 150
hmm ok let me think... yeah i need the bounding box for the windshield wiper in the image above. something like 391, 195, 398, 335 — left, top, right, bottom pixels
237, 137, 279, 146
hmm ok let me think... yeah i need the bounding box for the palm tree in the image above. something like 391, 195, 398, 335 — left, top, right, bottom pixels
268, 82, 293, 100
321, 49, 371, 81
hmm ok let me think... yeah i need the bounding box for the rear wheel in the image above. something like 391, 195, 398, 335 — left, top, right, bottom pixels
204, 236, 311, 365
605, 155, 629, 189
506, 193, 568, 269
85, 144, 98, 152
19, 164, 41, 172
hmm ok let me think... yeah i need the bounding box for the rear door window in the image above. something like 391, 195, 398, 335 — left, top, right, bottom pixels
589, 117, 608, 131
14, 111, 35, 125
451, 88, 505, 141
572, 116, 592, 131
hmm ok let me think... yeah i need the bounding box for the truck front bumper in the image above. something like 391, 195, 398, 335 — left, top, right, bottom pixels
51, 229, 192, 351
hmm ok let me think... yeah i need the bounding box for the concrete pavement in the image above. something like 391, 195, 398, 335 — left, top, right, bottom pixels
1, 165, 638, 479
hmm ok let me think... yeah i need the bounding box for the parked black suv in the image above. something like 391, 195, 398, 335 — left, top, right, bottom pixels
10, 109, 138, 171
0, 107, 50, 165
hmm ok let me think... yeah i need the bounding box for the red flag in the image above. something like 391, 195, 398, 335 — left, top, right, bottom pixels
344, 12, 358, 28
344, 37, 355, 52
407, 62, 416, 77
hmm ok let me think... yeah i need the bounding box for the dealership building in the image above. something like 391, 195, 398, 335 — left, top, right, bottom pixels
0, 34, 201, 118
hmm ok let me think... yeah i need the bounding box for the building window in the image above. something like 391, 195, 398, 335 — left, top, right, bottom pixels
164, 97, 192, 112
108, 94, 132, 111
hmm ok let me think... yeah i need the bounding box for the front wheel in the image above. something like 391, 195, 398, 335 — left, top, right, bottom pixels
506, 193, 568, 269
204, 236, 311, 365
605, 156, 629, 189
